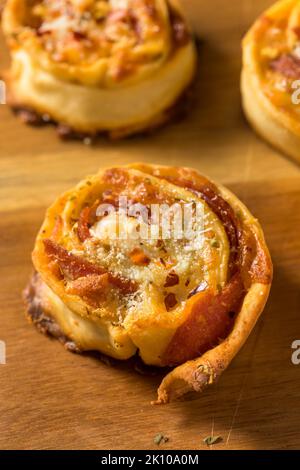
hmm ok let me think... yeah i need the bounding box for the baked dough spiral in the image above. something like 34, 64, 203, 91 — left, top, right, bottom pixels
24, 164, 272, 403
242, 0, 300, 164
2, 0, 197, 137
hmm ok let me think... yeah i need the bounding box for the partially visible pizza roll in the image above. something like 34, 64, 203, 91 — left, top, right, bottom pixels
24, 164, 272, 403
2, 0, 197, 138
242, 0, 300, 164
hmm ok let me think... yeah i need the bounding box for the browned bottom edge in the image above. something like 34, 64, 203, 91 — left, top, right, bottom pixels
7, 78, 196, 143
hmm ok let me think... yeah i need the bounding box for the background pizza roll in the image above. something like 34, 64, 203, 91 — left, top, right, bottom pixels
242, 0, 300, 164
25, 164, 272, 403
2, 0, 197, 137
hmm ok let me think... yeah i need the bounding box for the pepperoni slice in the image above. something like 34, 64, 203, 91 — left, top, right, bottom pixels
270, 54, 300, 79
162, 273, 245, 366
43, 239, 137, 294
77, 206, 93, 242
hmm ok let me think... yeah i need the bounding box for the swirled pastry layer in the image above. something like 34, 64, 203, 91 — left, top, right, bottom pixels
242, 0, 300, 163
25, 164, 272, 403
2, 0, 197, 136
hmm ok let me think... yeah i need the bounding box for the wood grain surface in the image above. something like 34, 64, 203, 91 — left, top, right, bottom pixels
0, 0, 300, 450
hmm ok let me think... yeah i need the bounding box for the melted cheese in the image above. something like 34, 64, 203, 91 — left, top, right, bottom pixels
33, 167, 230, 366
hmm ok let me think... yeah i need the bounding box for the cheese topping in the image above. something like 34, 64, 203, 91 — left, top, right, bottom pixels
33, 166, 232, 365
41, 169, 229, 323
5, 0, 183, 86
2, 0, 197, 133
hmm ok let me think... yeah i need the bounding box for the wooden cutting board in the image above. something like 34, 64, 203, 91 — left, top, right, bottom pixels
0, 0, 300, 450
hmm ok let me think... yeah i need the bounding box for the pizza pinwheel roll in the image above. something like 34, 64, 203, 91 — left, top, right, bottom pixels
242, 0, 300, 163
2, 0, 197, 138
24, 164, 272, 403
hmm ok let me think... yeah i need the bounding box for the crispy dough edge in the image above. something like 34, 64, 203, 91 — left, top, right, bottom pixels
3, 57, 197, 139
155, 282, 271, 404
153, 174, 272, 404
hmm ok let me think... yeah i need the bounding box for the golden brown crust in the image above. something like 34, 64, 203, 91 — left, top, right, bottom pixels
155, 255, 271, 402
156, 284, 271, 404
26, 163, 272, 403
241, 0, 300, 164
7, 77, 195, 141
2, 0, 197, 137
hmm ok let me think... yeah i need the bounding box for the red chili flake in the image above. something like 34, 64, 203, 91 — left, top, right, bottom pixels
164, 271, 179, 288
164, 293, 178, 311
73, 31, 86, 40
129, 248, 150, 266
